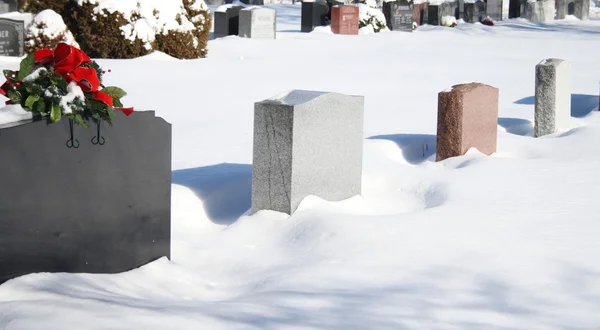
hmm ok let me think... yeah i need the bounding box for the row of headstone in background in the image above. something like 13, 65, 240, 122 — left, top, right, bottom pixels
0, 0, 17, 13
509, 0, 589, 21
382, 0, 499, 30
0, 111, 172, 284
214, 6, 276, 39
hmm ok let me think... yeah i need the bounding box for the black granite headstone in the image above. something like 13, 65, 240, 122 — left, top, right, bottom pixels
509, 0, 522, 17
0, 18, 23, 57
383, 0, 414, 32
427, 5, 440, 25
301, 0, 330, 32
214, 6, 243, 38
0, 0, 18, 14
0, 111, 171, 284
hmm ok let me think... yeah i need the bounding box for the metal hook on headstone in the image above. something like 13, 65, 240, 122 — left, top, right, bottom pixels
91, 122, 105, 146
65, 119, 79, 149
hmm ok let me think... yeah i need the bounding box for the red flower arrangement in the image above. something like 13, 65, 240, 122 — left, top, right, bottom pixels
1, 43, 133, 127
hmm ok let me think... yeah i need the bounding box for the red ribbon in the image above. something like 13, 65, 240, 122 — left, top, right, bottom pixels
116, 107, 134, 116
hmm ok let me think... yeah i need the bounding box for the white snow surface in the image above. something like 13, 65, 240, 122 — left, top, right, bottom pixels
0, 104, 32, 125
1, 5, 600, 329
26, 10, 78, 48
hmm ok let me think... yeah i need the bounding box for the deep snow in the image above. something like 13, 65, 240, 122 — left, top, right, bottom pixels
1, 5, 600, 329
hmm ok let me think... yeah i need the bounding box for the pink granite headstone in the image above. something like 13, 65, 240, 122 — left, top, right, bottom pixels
436, 83, 499, 162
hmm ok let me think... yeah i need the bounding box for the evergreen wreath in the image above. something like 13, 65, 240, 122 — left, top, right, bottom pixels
0, 43, 133, 127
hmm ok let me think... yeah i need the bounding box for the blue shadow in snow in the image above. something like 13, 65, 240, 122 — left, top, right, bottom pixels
172, 163, 252, 225
514, 94, 598, 118
367, 134, 436, 165
498, 118, 533, 136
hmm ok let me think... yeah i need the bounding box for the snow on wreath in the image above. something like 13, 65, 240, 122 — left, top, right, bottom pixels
0, 43, 133, 127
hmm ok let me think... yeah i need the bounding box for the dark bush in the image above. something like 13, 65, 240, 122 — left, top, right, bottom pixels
153, 0, 212, 59
19, 0, 66, 14
63, 1, 150, 59
21, 0, 212, 59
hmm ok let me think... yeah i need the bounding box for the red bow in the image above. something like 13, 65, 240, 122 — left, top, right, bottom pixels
34, 43, 110, 106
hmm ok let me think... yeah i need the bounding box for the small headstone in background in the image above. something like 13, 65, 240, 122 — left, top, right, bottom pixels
331, 5, 359, 34
486, 0, 503, 21
436, 83, 499, 161
301, 0, 330, 32
383, 0, 415, 32
463, 0, 486, 23
252, 90, 364, 214
508, 0, 525, 18
535, 59, 571, 137
0, 18, 23, 57
0, 0, 17, 14
214, 5, 244, 38
523, 0, 553, 22
427, 1, 458, 25
556, 0, 590, 20
413, 2, 429, 26
239, 7, 276, 39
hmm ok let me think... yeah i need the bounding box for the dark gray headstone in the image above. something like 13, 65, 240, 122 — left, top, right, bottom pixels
0, 111, 171, 284
0, 0, 18, 14
383, 0, 415, 32
0, 17, 23, 57
427, 4, 440, 25
301, 0, 330, 32
509, 0, 526, 18
214, 6, 243, 38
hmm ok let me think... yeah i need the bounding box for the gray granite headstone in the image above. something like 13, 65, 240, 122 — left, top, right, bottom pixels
0, 17, 23, 57
556, 0, 590, 20
214, 5, 243, 38
239, 7, 276, 39
523, 0, 554, 22
0, 111, 171, 284
486, 0, 503, 20
251, 90, 364, 214
535, 59, 571, 137
427, 1, 458, 25
464, 0, 486, 22
0, 0, 17, 14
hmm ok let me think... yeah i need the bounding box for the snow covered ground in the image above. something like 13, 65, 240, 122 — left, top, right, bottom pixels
1, 5, 600, 329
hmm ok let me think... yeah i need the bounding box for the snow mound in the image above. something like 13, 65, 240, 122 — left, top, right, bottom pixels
358, 3, 389, 33
0, 105, 33, 126
26, 9, 78, 50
